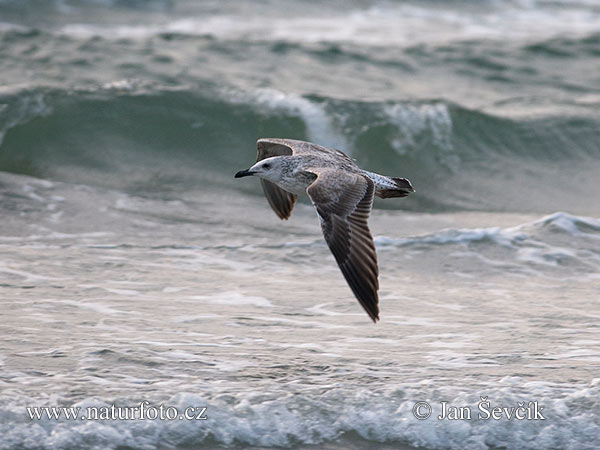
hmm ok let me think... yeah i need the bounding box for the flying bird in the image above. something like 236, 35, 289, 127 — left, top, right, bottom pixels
235, 138, 414, 322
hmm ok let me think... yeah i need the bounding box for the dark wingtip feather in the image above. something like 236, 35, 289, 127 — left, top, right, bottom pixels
391, 177, 415, 192
376, 177, 415, 199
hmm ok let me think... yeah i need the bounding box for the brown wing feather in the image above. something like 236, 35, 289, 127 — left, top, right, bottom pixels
307, 171, 380, 322
255, 139, 297, 220
258, 138, 354, 162
256, 139, 293, 160
260, 179, 297, 220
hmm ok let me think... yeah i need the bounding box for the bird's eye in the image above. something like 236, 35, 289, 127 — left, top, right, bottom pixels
263, 163, 271, 169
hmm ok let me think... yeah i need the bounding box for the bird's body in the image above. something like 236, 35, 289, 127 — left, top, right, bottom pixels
235, 138, 415, 322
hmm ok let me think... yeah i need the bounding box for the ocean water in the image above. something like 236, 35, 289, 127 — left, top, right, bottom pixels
1, 1, 600, 449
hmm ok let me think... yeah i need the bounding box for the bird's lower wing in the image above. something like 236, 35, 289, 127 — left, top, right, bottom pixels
260, 179, 297, 220
254, 139, 297, 219
306, 170, 379, 322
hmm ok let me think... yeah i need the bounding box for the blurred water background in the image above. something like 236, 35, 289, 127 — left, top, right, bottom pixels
1, 1, 599, 449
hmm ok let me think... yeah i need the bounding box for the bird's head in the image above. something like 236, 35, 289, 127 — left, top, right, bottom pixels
234, 157, 285, 183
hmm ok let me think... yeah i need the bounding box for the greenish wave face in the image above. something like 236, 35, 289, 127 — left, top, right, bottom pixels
1, 85, 599, 213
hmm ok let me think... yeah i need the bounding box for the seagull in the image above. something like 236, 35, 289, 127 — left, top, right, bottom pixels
235, 138, 414, 322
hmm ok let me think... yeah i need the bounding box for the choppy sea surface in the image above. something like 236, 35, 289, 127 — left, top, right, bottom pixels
1, 1, 600, 449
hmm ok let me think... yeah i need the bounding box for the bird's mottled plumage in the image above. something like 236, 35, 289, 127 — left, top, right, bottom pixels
235, 138, 415, 322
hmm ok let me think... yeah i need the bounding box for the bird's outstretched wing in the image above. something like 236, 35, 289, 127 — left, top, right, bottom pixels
258, 138, 353, 161
306, 169, 379, 322
256, 139, 296, 220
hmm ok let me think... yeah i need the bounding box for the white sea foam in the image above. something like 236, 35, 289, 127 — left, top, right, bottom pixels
251, 316, 348, 329
162, 286, 187, 293
516, 246, 578, 266
376, 212, 600, 276
49, 299, 125, 315
0, 93, 52, 147
0, 22, 30, 33
375, 226, 524, 247
2, 379, 599, 450
226, 87, 347, 150
530, 211, 600, 237
384, 102, 454, 161
376, 212, 599, 248
58, 2, 600, 46
102, 79, 138, 91
305, 303, 347, 316
0, 231, 112, 242
171, 313, 220, 323
104, 287, 140, 296
190, 291, 273, 308
0, 263, 63, 282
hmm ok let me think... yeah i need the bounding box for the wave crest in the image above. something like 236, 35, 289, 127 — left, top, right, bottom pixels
1, 86, 599, 213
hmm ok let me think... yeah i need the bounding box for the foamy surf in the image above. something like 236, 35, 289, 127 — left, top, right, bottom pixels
373, 212, 600, 276
2, 379, 599, 450
54, 2, 600, 46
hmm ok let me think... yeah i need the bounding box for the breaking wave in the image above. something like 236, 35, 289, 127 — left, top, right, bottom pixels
1, 84, 598, 213
2, 378, 600, 450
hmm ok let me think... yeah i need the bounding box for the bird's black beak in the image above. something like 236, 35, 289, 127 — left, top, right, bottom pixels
234, 169, 254, 178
